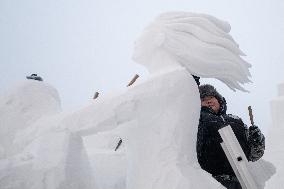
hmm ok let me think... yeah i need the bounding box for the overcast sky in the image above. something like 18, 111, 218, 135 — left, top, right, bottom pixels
1, 0, 283, 133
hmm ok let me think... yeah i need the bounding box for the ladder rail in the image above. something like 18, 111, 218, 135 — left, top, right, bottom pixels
218, 125, 258, 189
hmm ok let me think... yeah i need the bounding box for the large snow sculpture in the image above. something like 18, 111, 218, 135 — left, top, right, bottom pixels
0, 12, 254, 189
127, 12, 251, 188
62, 12, 251, 189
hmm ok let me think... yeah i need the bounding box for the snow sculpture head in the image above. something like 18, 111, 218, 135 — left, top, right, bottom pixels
133, 12, 251, 91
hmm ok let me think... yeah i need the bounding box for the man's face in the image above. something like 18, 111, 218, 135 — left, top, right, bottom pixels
201, 96, 220, 113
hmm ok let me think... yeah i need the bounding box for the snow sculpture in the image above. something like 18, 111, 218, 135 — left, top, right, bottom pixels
62, 12, 251, 189
0, 12, 253, 189
0, 81, 97, 189
127, 12, 251, 188
0, 81, 61, 159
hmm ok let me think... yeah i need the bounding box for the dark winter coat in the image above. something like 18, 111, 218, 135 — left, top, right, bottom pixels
196, 100, 265, 177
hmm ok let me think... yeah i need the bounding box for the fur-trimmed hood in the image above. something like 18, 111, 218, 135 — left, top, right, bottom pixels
199, 84, 227, 115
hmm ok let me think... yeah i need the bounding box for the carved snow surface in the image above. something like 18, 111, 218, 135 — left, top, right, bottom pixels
0, 11, 262, 189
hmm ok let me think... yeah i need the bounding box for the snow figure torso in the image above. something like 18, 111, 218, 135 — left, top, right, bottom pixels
120, 67, 203, 188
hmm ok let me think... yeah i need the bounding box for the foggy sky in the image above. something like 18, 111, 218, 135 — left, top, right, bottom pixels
1, 0, 283, 133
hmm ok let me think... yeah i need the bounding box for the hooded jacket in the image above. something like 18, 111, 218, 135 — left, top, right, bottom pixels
196, 85, 265, 176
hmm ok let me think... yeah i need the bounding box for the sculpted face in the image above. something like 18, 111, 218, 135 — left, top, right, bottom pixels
132, 27, 166, 68
201, 96, 220, 113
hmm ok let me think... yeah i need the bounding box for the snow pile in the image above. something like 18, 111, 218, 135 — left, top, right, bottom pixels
0, 11, 275, 189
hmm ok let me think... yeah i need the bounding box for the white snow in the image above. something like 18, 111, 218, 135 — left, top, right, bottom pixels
0, 11, 279, 189
262, 83, 284, 188
0, 80, 61, 159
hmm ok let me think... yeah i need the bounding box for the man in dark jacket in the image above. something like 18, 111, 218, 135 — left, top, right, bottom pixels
196, 84, 265, 189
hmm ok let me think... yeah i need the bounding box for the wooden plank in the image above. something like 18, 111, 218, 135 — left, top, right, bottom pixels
127, 74, 139, 87
93, 92, 99, 99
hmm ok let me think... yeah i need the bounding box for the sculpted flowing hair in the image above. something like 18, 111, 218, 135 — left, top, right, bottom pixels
133, 12, 251, 91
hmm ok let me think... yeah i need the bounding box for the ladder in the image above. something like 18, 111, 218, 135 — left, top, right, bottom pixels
218, 125, 258, 189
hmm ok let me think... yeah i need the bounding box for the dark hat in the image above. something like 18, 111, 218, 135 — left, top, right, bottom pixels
199, 84, 223, 101
199, 84, 227, 114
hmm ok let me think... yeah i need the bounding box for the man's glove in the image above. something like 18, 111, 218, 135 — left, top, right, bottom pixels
248, 125, 263, 143
248, 125, 265, 161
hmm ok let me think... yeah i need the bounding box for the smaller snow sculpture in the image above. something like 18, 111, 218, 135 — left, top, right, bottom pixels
0, 81, 60, 159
